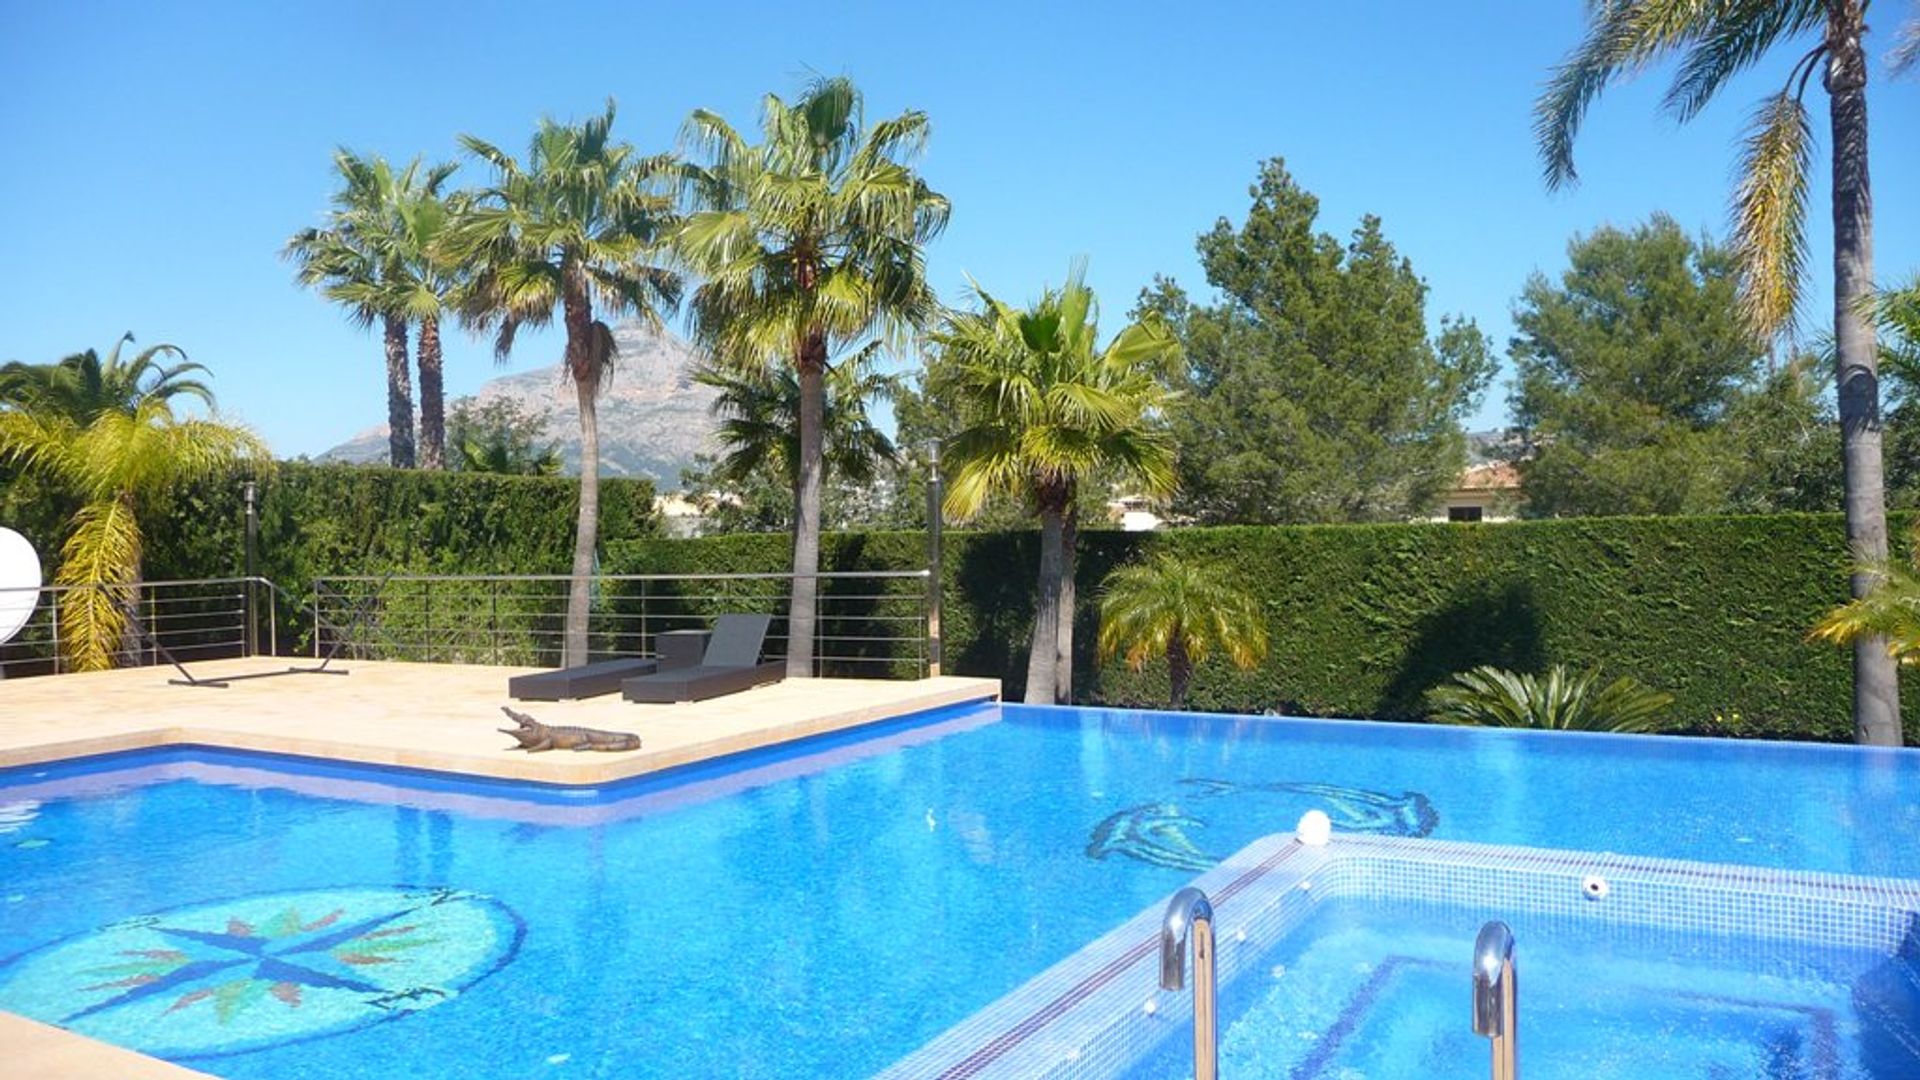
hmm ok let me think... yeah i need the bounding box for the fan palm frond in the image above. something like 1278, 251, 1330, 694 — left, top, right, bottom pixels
935, 262, 1179, 521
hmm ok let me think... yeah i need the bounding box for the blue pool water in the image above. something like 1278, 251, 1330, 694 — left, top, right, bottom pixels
1135, 898, 1920, 1079
1, 702, 1917, 1077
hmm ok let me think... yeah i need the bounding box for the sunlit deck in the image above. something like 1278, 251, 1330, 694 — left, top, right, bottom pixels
0, 657, 1000, 784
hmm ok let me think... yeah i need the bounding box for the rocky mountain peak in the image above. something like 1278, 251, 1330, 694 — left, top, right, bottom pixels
318, 323, 719, 486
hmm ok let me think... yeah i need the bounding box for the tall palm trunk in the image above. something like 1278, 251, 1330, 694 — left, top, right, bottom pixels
787, 333, 827, 679
1026, 500, 1066, 704
381, 315, 416, 468
1828, 4, 1900, 745
1167, 630, 1192, 710
561, 266, 599, 668
1055, 501, 1078, 704
416, 316, 446, 471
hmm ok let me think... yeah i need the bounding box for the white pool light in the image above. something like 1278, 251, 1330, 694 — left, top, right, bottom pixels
1296, 809, 1332, 847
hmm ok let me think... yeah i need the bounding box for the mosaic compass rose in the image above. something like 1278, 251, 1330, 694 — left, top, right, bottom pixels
0, 886, 522, 1061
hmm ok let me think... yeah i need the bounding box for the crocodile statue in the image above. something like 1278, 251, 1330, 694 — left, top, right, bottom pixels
498, 706, 643, 752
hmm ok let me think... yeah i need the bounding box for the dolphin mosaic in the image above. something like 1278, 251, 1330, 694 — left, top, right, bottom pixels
1085, 779, 1438, 872
1086, 803, 1215, 872
1179, 778, 1440, 838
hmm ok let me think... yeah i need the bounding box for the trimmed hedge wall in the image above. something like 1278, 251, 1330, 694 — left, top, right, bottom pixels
140, 462, 657, 586
3, 462, 657, 653
8, 458, 1901, 742
609, 514, 1914, 743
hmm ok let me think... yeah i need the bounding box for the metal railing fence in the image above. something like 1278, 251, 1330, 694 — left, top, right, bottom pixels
0, 576, 279, 679
311, 570, 933, 678
0, 570, 938, 681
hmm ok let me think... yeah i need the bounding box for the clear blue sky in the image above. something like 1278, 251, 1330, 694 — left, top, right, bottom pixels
2, 1, 1915, 457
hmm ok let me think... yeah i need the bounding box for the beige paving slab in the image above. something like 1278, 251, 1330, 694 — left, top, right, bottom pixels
0, 658, 1000, 1078
1, 1013, 216, 1079
0, 657, 999, 783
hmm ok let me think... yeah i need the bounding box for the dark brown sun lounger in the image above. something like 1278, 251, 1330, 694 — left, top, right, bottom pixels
509, 653, 690, 702
621, 613, 785, 703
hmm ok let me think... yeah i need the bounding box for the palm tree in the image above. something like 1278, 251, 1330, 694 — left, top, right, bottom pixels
1810, 520, 1920, 668
0, 334, 211, 420
678, 77, 948, 679
694, 342, 899, 520
454, 431, 560, 476
444, 100, 682, 666
1426, 665, 1673, 734
0, 363, 267, 671
1535, 1, 1920, 746
937, 261, 1179, 704
1097, 554, 1268, 709
1814, 281, 1920, 675
447, 398, 561, 476
286, 150, 452, 469
391, 177, 464, 469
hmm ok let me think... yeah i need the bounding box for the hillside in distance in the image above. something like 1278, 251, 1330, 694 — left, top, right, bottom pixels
318, 323, 718, 486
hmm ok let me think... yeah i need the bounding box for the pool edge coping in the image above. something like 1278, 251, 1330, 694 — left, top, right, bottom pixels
0, 1011, 218, 1079
0, 676, 1001, 788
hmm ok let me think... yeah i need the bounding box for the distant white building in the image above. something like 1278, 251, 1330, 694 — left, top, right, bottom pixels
1426, 462, 1523, 523
653, 492, 709, 538
1105, 494, 1166, 532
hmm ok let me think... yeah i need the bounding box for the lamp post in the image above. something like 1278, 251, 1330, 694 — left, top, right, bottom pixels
925, 441, 943, 678
243, 480, 258, 657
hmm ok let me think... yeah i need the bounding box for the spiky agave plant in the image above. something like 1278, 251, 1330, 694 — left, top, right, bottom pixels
1425, 666, 1673, 734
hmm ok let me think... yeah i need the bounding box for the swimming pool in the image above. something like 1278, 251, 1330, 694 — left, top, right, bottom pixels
889, 833, 1920, 1079
1208, 899, 1903, 1078
1, 702, 1916, 1077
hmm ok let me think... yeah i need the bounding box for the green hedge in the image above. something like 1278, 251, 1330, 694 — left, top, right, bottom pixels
141, 461, 657, 585
609, 514, 1913, 743
4, 462, 657, 654
8, 460, 1900, 741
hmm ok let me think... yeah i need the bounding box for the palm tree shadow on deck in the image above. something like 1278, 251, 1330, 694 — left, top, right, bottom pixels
1374, 582, 1545, 721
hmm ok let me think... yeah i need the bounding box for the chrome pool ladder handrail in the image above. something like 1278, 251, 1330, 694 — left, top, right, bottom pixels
1471, 920, 1519, 1080
1159, 886, 1217, 1080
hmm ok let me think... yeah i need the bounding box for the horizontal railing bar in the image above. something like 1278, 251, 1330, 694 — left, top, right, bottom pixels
312, 570, 930, 584
0, 576, 274, 595
317, 594, 923, 606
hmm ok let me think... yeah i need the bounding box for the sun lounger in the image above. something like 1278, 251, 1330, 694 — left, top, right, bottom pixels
509, 655, 677, 702
621, 613, 785, 703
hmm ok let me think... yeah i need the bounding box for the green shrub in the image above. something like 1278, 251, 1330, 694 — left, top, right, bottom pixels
612, 514, 1912, 742
1424, 665, 1674, 732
